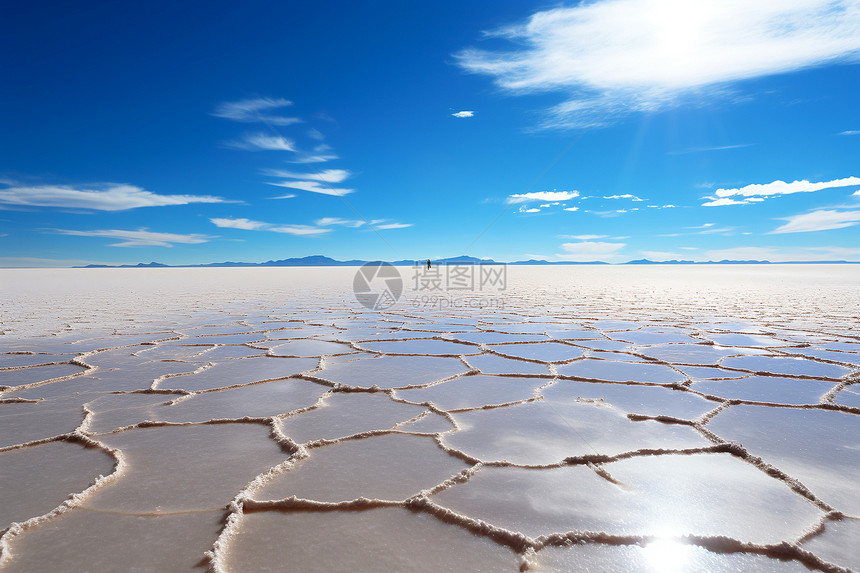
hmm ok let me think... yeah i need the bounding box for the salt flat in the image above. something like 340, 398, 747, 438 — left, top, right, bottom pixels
1, 265, 858, 572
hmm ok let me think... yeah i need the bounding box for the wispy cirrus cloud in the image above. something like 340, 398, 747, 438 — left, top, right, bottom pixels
0, 183, 228, 211
228, 133, 296, 151
506, 190, 579, 204
315, 217, 366, 228
770, 209, 860, 234
668, 144, 752, 155
702, 176, 860, 206
53, 228, 214, 247
287, 144, 339, 164
267, 180, 353, 197
212, 97, 300, 126
210, 217, 330, 236
263, 169, 351, 183
216, 97, 353, 198
374, 222, 412, 230
840, 130, 860, 135
456, 0, 860, 128
314, 217, 412, 230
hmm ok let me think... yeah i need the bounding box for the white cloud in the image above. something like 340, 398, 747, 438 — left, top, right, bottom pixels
263, 168, 351, 183
267, 180, 353, 197
770, 209, 860, 234
456, 0, 860, 127
853, 190, 860, 197
212, 98, 300, 126
557, 241, 627, 262
315, 217, 365, 228
563, 206, 579, 212
841, 130, 860, 135
374, 222, 413, 230
288, 145, 339, 163
210, 217, 329, 236
0, 184, 228, 211
452, 110, 475, 118
560, 234, 607, 240
507, 190, 579, 204
714, 176, 860, 198
54, 228, 213, 247
702, 197, 754, 207
698, 226, 734, 234
209, 217, 268, 230
603, 194, 643, 201
519, 206, 541, 213
229, 133, 296, 151
268, 225, 331, 236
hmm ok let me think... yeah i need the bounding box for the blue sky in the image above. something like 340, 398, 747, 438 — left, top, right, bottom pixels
2, 0, 859, 266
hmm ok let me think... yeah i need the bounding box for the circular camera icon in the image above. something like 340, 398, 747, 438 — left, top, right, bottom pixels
353, 262, 403, 310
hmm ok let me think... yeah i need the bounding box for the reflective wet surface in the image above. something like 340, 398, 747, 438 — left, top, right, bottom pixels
1, 266, 858, 572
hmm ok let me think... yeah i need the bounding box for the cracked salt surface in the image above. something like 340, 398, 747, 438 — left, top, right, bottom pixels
1, 266, 859, 572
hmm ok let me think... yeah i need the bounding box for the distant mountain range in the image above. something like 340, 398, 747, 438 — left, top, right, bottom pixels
75, 255, 860, 268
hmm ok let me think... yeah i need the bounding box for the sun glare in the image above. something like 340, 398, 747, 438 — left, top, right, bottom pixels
649, 0, 706, 73
642, 538, 695, 572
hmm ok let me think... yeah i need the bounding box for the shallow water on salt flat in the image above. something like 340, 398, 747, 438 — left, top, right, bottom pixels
432, 453, 823, 542
487, 341, 586, 363
394, 374, 549, 411
533, 542, 813, 572
254, 434, 470, 503
225, 508, 519, 572
1, 265, 859, 572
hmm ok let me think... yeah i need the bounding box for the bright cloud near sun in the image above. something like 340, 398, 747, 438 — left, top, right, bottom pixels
0, 183, 229, 211
715, 176, 860, 198
702, 176, 860, 206
456, 0, 860, 127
